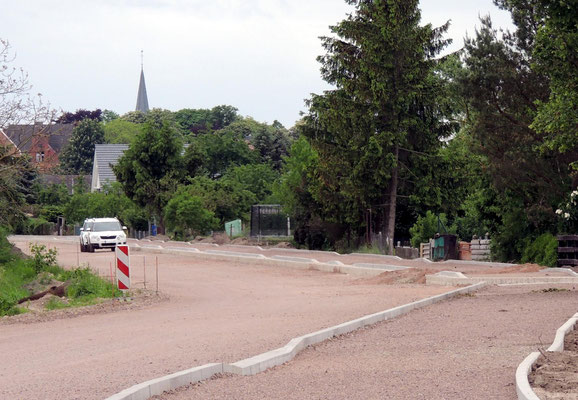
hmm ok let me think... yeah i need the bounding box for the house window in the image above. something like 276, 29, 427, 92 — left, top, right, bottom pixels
36, 152, 45, 162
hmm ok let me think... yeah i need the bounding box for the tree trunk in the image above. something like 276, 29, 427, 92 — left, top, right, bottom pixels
385, 145, 399, 255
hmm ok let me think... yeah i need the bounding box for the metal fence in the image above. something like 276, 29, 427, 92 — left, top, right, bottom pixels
250, 205, 290, 237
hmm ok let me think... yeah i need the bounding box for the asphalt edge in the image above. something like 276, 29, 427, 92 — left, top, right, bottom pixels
516, 312, 578, 400
103, 282, 486, 400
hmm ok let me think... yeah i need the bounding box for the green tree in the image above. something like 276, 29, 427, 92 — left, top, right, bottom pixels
59, 119, 105, 174
458, 8, 575, 259
64, 182, 148, 229
184, 130, 256, 179
302, 0, 452, 252
113, 122, 184, 232
222, 164, 279, 203
409, 211, 448, 248
182, 177, 256, 224
103, 119, 141, 144
164, 191, 219, 238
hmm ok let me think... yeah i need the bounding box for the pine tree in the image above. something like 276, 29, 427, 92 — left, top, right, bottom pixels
59, 119, 105, 174
302, 0, 452, 252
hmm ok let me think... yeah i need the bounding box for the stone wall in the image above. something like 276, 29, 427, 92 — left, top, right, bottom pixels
471, 237, 491, 261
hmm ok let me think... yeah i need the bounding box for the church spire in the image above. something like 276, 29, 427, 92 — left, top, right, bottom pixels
135, 50, 150, 113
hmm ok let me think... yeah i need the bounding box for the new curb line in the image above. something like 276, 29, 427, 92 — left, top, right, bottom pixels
104, 282, 486, 400
516, 312, 578, 400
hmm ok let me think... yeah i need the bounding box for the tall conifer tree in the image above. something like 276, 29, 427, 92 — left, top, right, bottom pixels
303, 0, 452, 252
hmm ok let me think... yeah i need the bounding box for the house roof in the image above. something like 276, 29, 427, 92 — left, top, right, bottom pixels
93, 144, 129, 187
3, 124, 74, 153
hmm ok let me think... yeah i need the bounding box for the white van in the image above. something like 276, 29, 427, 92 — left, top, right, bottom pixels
80, 217, 127, 252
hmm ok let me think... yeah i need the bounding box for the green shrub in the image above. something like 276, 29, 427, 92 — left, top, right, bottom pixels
66, 267, 120, 299
409, 211, 448, 248
521, 233, 558, 268
29, 243, 58, 273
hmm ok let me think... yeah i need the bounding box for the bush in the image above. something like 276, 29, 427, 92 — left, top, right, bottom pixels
29, 243, 58, 274
409, 211, 448, 248
66, 267, 119, 299
521, 233, 558, 268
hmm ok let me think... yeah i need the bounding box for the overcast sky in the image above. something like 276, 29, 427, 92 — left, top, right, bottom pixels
1, 0, 513, 128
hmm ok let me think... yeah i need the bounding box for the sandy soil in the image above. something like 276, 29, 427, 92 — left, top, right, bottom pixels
1, 237, 454, 400
156, 284, 578, 400
531, 326, 578, 400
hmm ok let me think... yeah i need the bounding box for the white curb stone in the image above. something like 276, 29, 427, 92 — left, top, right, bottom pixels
106, 283, 486, 399
270, 255, 319, 263
352, 263, 410, 271
516, 312, 578, 400
104, 363, 223, 400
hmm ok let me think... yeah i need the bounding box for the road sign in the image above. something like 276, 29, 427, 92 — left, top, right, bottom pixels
115, 245, 130, 290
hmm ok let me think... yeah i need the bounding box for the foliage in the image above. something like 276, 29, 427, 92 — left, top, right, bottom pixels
59, 119, 105, 174
64, 182, 146, 229
181, 177, 256, 223
409, 211, 449, 248
222, 164, 279, 203
39, 205, 65, 223
103, 119, 141, 144
164, 192, 219, 238
101, 109, 120, 123
29, 243, 58, 274
34, 183, 70, 206
300, 0, 453, 252
184, 129, 256, 179
56, 109, 102, 124
555, 190, 578, 234
520, 233, 558, 268
66, 267, 120, 299
114, 122, 184, 231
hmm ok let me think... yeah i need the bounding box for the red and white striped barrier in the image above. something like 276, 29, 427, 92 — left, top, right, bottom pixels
115, 245, 130, 290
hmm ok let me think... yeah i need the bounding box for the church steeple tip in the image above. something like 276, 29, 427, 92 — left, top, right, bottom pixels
136, 50, 150, 113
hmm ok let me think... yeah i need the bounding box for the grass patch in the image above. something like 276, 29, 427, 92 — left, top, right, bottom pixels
0, 237, 122, 316
354, 244, 383, 255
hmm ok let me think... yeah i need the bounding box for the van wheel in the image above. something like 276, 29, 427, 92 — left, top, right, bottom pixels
88, 244, 94, 253
80, 244, 85, 253
111, 247, 115, 252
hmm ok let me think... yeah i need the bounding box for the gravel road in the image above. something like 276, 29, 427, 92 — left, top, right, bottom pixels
1, 237, 453, 400
157, 284, 578, 400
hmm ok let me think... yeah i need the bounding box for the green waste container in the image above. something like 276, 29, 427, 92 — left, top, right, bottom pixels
433, 234, 458, 261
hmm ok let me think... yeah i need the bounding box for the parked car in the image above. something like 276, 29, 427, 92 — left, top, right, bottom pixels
80, 217, 127, 252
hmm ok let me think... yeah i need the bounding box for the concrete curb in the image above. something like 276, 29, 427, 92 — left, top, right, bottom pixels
104, 363, 223, 400
130, 246, 398, 278
516, 352, 541, 400
105, 282, 486, 399
426, 273, 578, 286
352, 263, 410, 271
547, 312, 578, 352
515, 312, 578, 400
225, 282, 485, 376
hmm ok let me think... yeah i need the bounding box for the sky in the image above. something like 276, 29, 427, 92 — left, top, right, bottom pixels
1, 0, 514, 128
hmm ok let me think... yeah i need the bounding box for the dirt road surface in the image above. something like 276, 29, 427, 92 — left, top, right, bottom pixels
2, 237, 454, 400
157, 284, 578, 400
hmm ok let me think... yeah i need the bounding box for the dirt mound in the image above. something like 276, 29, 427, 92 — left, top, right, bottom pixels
23, 272, 63, 294
230, 237, 251, 245
351, 268, 437, 285
530, 326, 578, 399
273, 241, 294, 249
494, 263, 544, 274
211, 232, 230, 245
145, 234, 171, 241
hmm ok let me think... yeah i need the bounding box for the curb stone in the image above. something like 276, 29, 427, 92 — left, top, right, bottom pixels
105, 282, 486, 399
516, 312, 578, 400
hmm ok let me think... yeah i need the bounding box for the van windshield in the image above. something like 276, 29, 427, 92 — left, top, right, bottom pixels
92, 221, 122, 232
